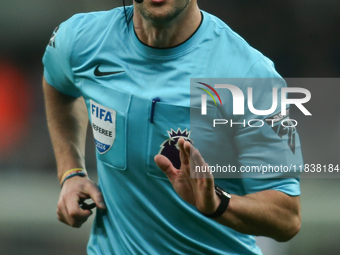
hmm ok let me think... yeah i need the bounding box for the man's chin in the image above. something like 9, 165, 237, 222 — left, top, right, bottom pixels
143, 9, 177, 24
136, 0, 191, 26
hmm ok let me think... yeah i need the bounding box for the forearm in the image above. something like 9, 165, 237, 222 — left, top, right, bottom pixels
215, 190, 301, 242
43, 77, 89, 181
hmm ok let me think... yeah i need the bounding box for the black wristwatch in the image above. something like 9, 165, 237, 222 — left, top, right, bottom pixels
200, 185, 231, 218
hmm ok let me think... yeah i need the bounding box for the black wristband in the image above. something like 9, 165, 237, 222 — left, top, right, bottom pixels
200, 186, 231, 218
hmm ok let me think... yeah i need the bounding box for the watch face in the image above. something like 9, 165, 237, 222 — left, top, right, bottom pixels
222, 191, 231, 199
215, 186, 231, 199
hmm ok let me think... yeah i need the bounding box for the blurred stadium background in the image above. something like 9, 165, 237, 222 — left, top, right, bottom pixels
1, 0, 339, 254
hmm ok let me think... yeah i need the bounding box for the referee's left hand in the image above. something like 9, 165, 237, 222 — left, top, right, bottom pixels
154, 138, 221, 214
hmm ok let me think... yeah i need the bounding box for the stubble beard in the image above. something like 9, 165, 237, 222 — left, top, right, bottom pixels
136, 0, 192, 26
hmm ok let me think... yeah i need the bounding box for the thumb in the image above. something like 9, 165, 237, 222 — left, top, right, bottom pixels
154, 154, 178, 182
85, 182, 106, 210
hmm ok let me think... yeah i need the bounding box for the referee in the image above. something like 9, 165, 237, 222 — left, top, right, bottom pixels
43, 1, 302, 254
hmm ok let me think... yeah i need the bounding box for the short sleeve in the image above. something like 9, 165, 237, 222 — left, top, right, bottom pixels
42, 17, 82, 98
236, 58, 302, 196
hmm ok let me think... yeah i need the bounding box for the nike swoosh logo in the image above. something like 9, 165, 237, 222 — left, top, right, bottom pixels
94, 65, 125, 77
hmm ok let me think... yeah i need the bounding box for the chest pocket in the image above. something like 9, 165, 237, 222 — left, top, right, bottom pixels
84, 84, 131, 170
146, 102, 216, 180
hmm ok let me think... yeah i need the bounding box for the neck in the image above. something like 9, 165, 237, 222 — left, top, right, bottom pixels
133, 2, 201, 48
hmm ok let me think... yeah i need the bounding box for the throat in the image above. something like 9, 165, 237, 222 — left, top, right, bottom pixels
133, 4, 202, 48
142, 27, 183, 48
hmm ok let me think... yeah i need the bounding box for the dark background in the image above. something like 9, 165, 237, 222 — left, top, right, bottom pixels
0, 1, 339, 254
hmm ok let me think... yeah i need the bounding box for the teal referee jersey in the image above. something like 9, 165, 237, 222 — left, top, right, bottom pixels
43, 6, 302, 254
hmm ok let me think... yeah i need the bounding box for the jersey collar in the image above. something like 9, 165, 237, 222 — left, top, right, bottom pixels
129, 10, 211, 59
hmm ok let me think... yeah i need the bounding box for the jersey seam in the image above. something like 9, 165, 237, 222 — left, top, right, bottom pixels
69, 15, 87, 84
243, 57, 267, 79
209, 18, 264, 60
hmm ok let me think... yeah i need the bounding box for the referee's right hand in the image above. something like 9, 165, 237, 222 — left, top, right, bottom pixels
56, 176, 106, 228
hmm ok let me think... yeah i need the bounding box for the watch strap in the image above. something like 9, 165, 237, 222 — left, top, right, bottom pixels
200, 185, 231, 218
